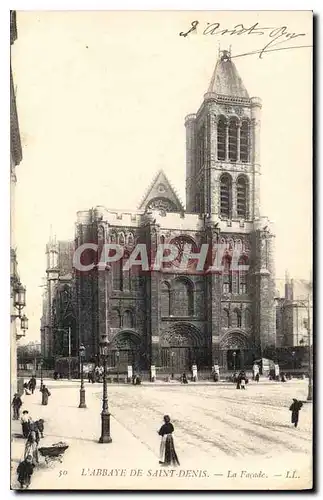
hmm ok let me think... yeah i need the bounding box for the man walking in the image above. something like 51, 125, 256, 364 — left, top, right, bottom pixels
12, 393, 23, 420
289, 398, 303, 428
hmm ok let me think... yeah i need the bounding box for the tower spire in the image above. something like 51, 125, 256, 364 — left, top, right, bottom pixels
207, 49, 249, 98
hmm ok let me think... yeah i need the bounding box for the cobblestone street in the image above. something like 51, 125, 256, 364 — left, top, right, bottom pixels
11, 379, 312, 490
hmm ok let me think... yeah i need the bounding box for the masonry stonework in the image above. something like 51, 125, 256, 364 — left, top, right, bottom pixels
73, 50, 276, 374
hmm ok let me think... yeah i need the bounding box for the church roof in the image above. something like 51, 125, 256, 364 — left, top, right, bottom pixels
138, 170, 184, 212
207, 50, 249, 99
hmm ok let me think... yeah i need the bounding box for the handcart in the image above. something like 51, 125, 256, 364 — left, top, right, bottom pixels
38, 442, 69, 465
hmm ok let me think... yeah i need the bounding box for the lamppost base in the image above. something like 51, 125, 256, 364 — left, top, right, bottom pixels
79, 389, 87, 408
99, 411, 112, 444
99, 435, 112, 444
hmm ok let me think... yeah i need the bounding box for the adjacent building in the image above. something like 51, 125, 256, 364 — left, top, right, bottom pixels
40, 236, 75, 364
275, 275, 312, 348
10, 11, 28, 395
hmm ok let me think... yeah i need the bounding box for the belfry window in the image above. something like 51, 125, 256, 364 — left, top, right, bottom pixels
240, 120, 250, 163
217, 117, 226, 161
228, 118, 238, 162
220, 174, 232, 218
237, 176, 248, 219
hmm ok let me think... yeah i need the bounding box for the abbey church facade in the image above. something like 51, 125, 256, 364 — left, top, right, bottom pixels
70, 50, 276, 374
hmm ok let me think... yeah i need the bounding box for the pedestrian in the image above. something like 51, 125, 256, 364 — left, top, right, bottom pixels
255, 372, 260, 383
24, 430, 39, 465
23, 382, 31, 396
36, 419, 45, 438
158, 415, 180, 467
28, 376, 36, 394
281, 373, 286, 382
21, 410, 32, 438
182, 373, 188, 384
236, 374, 241, 389
17, 455, 35, 489
289, 398, 303, 428
12, 393, 23, 420
40, 385, 51, 405
240, 378, 246, 390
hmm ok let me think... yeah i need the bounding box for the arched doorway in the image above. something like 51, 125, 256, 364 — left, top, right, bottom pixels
160, 323, 208, 373
220, 331, 251, 371
109, 330, 141, 373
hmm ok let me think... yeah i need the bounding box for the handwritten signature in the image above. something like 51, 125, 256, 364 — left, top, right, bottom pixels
179, 21, 310, 59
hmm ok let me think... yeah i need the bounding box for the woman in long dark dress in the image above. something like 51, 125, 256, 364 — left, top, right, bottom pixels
158, 415, 180, 467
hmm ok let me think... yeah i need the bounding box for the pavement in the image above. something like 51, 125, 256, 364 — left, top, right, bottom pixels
11, 378, 313, 491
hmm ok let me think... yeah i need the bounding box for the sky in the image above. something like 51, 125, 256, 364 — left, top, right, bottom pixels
11, 11, 312, 342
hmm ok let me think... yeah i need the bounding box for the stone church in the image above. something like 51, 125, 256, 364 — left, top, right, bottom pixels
72, 50, 276, 375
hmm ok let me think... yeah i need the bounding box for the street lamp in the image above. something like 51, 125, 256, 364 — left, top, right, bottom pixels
99, 334, 112, 444
14, 282, 26, 312
20, 314, 28, 331
20, 314, 28, 334
116, 350, 120, 383
233, 351, 237, 372
79, 343, 87, 409
13, 282, 26, 318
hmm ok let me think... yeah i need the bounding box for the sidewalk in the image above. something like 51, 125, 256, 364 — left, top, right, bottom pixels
11, 382, 158, 490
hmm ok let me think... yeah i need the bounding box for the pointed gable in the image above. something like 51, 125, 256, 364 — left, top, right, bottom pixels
138, 170, 184, 212
208, 50, 249, 99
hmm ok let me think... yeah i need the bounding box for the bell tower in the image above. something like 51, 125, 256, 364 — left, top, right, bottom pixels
185, 49, 261, 222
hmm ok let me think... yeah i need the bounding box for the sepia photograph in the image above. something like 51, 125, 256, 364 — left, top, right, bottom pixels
10, 10, 313, 490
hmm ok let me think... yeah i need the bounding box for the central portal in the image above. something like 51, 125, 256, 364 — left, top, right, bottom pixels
160, 324, 209, 373
161, 347, 190, 372
227, 349, 242, 371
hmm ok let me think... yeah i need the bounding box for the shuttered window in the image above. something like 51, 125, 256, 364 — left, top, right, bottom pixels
240, 120, 250, 163
217, 118, 226, 160
220, 175, 232, 218
228, 119, 238, 162
237, 176, 248, 219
